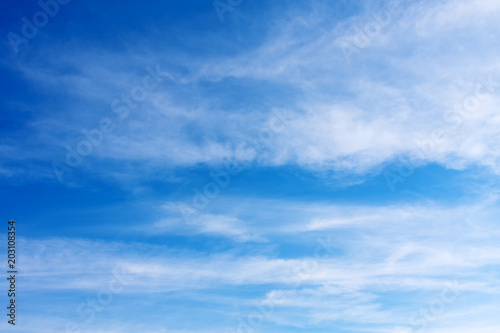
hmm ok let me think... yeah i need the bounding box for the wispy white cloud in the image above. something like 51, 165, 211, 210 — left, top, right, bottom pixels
147, 202, 265, 242
3, 0, 500, 182
4, 1, 500, 333
14, 192, 500, 330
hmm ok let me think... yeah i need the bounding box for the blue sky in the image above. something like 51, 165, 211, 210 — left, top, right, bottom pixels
1, 0, 500, 332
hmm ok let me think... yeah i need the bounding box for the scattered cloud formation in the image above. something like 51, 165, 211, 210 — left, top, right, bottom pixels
2, 0, 500, 332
